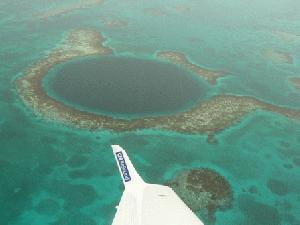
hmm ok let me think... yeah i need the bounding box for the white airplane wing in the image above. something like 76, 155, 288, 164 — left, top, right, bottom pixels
111, 145, 204, 225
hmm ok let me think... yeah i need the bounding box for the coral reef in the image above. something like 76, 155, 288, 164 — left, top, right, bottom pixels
67, 154, 89, 168
144, 8, 169, 16
238, 195, 281, 225
262, 49, 293, 64
35, 198, 60, 216
289, 77, 300, 90
16, 29, 300, 134
273, 30, 300, 42
157, 51, 225, 84
102, 18, 128, 28
36, 0, 104, 20
166, 168, 233, 220
267, 179, 289, 196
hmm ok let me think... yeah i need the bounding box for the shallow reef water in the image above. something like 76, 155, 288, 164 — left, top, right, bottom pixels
1, 0, 300, 225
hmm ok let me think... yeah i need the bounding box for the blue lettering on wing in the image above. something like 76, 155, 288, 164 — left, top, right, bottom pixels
115, 152, 131, 182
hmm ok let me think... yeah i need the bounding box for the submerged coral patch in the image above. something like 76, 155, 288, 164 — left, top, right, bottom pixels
157, 51, 226, 84
289, 77, 300, 90
35, 198, 60, 215
262, 49, 293, 64
166, 168, 232, 220
68, 170, 93, 179
102, 18, 128, 28
238, 195, 281, 225
50, 212, 97, 225
36, 0, 104, 20
267, 179, 289, 196
293, 158, 300, 167
46, 181, 98, 210
67, 154, 89, 168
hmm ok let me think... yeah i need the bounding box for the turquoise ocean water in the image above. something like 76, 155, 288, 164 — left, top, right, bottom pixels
1, 0, 300, 224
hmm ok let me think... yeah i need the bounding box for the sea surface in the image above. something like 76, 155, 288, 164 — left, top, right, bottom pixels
1, 0, 300, 225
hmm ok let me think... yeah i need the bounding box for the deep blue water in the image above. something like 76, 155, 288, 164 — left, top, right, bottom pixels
44, 56, 208, 118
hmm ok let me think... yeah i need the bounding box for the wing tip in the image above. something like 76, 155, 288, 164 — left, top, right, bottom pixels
111, 144, 122, 153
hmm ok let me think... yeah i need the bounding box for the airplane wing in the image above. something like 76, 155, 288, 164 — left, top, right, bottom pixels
111, 145, 204, 225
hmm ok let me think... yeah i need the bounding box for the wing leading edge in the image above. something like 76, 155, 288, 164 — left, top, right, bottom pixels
111, 145, 204, 225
